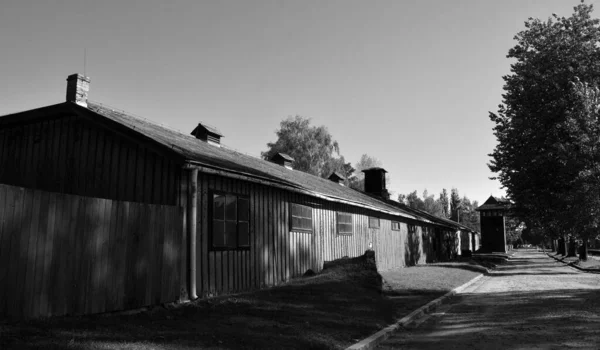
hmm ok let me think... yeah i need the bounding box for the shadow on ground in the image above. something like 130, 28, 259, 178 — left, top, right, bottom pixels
0, 253, 395, 350
381, 288, 600, 349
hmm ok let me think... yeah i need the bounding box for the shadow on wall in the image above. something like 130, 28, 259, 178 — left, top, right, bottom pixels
404, 226, 421, 266
0, 186, 182, 321
442, 232, 459, 261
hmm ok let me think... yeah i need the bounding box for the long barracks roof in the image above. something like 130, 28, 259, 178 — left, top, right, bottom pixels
0, 101, 468, 230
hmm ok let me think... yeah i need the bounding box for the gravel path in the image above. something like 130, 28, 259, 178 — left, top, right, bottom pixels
378, 249, 600, 349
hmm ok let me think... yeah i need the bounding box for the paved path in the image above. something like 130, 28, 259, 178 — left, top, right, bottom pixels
378, 250, 600, 349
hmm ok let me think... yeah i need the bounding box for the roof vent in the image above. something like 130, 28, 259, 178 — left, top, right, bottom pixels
362, 167, 389, 199
328, 172, 345, 186
270, 153, 294, 169
191, 123, 223, 147
66, 73, 90, 107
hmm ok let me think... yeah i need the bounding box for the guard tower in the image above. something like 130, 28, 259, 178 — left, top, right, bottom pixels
475, 196, 511, 253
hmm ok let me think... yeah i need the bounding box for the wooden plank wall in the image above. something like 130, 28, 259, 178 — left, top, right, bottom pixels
0, 115, 180, 205
192, 173, 444, 296
0, 184, 182, 320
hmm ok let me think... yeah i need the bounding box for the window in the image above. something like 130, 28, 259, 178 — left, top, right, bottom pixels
368, 216, 380, 229
290, 203, 312, 232
337, 212, 353, 235
391, 221, 400, 231
212, 193, 250, 250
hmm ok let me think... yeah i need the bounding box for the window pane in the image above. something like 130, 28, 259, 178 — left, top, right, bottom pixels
339, 213, 351, 224
213, 194, 225, 219
225, 195, 237, 220
303, 206, 311, 219
302, 218, 312, 230
213, 220, 225, 247
225, 221, 237, 248
238, 198, 249, 221
291, 204, 300, 216
292, 216, 300, 230
369, 217, 380, 228
339, 223, 352, 234
238, 222, 249, 246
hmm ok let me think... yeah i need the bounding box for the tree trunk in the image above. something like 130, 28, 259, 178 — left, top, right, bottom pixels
567, 236, 577, 257
551, 239, 556, 252
579, 240, 588, 261
558, 237, 565, 255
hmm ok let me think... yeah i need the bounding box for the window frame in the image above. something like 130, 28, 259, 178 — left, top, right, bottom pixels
368, 216, 380, 229
289, 203, 313, 233
209, 190, 251, 251
337, 212, 353, 236
391, 221, 400, 231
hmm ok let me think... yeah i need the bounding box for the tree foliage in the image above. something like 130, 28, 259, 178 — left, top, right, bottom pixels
450, 188, 461, 222
398, 188, 479, 231
262, 116, 350, 179
489, 3, 600, 243
439, 189, 450, 219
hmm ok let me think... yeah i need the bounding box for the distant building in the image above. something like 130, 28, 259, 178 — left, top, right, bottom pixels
476, 196, 511, 252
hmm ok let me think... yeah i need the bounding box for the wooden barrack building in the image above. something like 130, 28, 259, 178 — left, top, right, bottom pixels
0, 74, 479, 320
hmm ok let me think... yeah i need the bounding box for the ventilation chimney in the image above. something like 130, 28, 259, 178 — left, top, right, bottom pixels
362, 167, 389, 198
66, 73, 91, 107
270, 153, 294, 169
328, 172, 345, 186
191, 123, 223, 147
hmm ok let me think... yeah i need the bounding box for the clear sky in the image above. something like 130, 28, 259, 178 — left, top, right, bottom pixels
1, 0, 597, 204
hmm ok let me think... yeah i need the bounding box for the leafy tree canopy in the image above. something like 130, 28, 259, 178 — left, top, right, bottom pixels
262, 116, 351, 179
489, 2, 600, 240
398, 188, 480, 231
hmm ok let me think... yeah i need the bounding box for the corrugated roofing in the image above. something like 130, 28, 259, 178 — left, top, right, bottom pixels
84, 102, 432, 221
0, 101, 470, 230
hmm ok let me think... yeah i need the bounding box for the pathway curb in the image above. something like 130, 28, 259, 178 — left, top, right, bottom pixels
345, 272, 487, 350
546, 253, 600, 274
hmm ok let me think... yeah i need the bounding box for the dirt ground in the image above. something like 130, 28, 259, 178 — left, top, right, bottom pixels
379, 249, 600, 350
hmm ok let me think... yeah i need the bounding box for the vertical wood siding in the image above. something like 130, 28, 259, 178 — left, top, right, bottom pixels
0, 116, 180, 205
0, 184, 182, 320
192, 173, 449, 296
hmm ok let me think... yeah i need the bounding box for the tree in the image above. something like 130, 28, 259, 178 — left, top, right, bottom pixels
488, 3, 600, 248
560, 78, 600, 259
422, 190, 443, 217
321, 155, 355, 186
505, 217, 525, 246
405, 190, 425, 211
439, 189, 450, 218
450, 188, 461, 222
262, 116, 344, 178
459, 197, 480, 232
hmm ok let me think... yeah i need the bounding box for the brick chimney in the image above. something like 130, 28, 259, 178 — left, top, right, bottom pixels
362, 167, 389, 199
66, 73, 91, 107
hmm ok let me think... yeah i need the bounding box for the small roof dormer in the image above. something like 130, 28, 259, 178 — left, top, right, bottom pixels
191, 123, 223, 147
270, 153, 294, 169
328, 171, 346, 185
